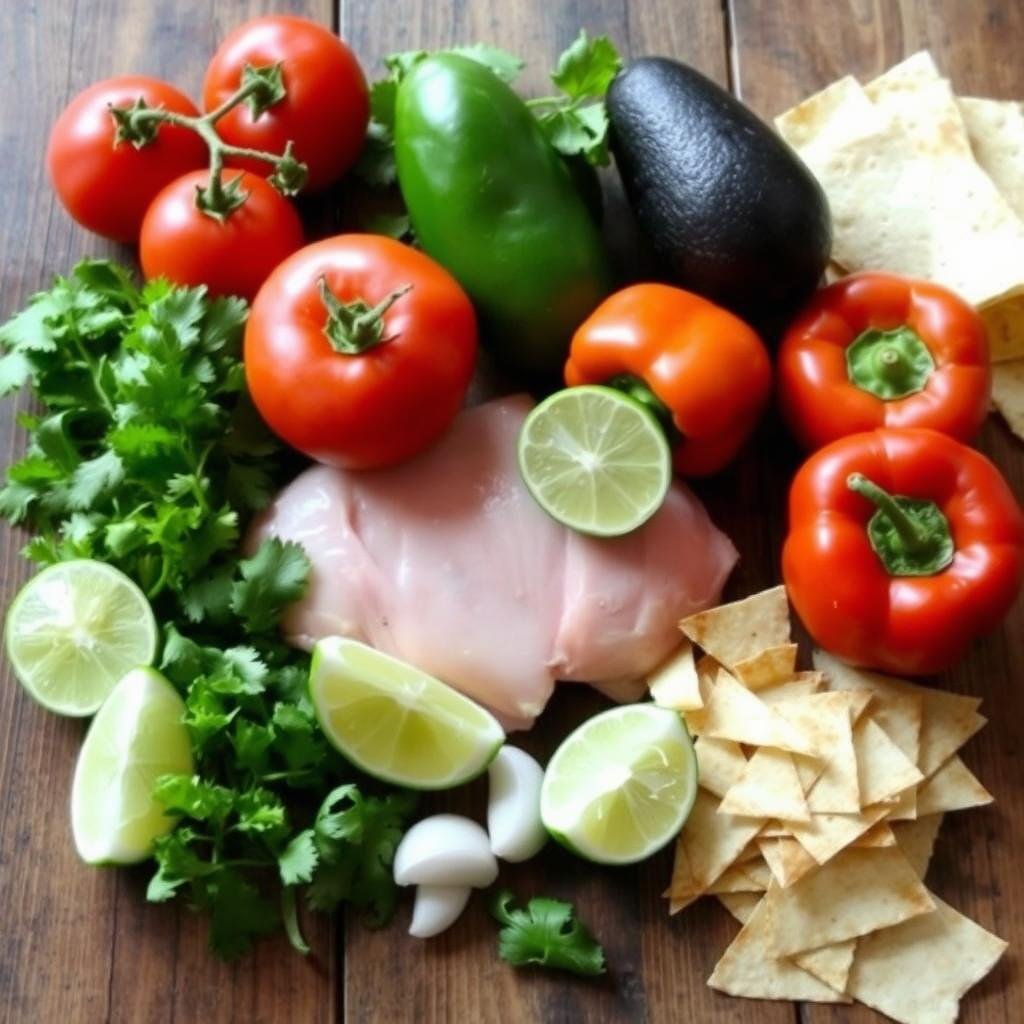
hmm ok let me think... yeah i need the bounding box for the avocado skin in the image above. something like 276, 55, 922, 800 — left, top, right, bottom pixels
608, 57, 831, 329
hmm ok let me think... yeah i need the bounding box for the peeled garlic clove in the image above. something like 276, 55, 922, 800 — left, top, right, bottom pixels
409, 884, 472, 939
393, 814, 498, 888
487, 746, 547, 863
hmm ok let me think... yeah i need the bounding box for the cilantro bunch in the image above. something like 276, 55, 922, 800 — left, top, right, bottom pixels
0, 262, 415, 958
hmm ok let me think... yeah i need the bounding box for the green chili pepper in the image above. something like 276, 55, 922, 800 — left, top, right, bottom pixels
394, 54, 611, 382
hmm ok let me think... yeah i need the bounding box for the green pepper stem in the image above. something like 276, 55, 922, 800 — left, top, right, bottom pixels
874, 346, 910, 382
847, 473, 927, 551
605, 374, 679, 443
318, 277, 413, 354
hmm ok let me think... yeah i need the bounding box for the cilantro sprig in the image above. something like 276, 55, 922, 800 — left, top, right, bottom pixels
491, 890, 606, 976
0, 261, 416, 959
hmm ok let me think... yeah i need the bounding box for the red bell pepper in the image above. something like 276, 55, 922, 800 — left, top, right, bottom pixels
778, 273, 990, 450
783, 427, 1024, 675
564, 284, 772, 476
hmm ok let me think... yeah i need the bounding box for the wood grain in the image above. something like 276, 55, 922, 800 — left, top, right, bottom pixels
0, 2, 336, 1022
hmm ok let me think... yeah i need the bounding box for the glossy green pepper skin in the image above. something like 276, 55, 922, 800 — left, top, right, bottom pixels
395, 54, 610, 382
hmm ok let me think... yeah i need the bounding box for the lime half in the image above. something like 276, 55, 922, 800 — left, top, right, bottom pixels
518, 386, 672, 537
71, 667, 193, 865
540, 704, 697, 865
309, 637, 505, 790
5, 560, 158, 716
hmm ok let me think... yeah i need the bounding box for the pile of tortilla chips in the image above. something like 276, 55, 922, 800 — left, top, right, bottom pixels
774, 51, 1024, 443
646, 586, 1006, 1022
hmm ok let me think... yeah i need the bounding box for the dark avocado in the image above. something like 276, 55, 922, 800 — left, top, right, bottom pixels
607, 57, 831, 330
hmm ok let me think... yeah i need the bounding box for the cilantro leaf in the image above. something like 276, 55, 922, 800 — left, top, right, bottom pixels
550, 31, 621, 100
230, 538, 310, 632
491, 891, 606, 976
279, 829, 319, 886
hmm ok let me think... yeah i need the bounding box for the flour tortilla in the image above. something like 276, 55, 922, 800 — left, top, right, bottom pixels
646, 640, 703, 711
679, 586, 790, 668
992, 358, 1024, 439
731, 644, 799, 689
892, 814, 944, 880
720, 747, 810, 822
916, 755, 993, 815
694, 736, 748, 798
854, 716, 925, 806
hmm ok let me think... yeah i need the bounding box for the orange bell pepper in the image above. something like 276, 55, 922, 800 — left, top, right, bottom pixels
778, 272, 991, 450
783, 427, 1024, 675
564, 284, 772, 475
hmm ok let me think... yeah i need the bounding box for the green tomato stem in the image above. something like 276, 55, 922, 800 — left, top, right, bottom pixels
318, 277, 414, 354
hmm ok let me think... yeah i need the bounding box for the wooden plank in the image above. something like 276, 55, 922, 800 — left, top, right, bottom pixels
339, 2, 793, 1022
0, 2, 336, 1022
729, 2, 1024, 1022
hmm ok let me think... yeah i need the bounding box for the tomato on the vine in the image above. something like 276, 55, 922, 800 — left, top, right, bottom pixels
139, 170, 304, 301
47, 77, 208, 242
245, 234, 478, 469
202, 16, 369, 192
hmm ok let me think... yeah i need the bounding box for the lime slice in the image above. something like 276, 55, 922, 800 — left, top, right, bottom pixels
517, 385, 672, 537
71, 667, 193, 865
540, 704, 697, 865
309, 637, 505, 790
5, 560, 159, 716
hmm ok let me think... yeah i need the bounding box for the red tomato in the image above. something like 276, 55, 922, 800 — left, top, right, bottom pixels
203, 16, 369, 192
139, 171, 304, 301
245, 235, 477, 469
46, 77, 208, 242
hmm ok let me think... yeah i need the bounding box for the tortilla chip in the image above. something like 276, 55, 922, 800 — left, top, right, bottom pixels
824, 260, 846, 283
777, 692, 867, 812
679, 586, 790, 668
694, 737, 747, 798
667, 790, 763, 910
759, 836, 818, 888
916, 756, 993, 815
855, 716, 925, 806
731, 643, 799, 689
646, 640, 703, 711
758, 822, 790, 838
865, 52, 973, 158
853, 822, 897, 848
707, 861, 767, 895
892, 814, 944, 880
993, 358, 1024, 439
959, 96, 1024, 221
980, 301, 1024, 364
757, 671, 824, 706
720, 747, 810, 822
708, 896, 848, 1002
793, 939, 857, 996
882, 786, 919, 822
847, 897, 1007, 1024
702, 671, 818, 756
716, 891, 760, 925
765, 847, 934, 957
788, 803, 890, 865
775, 73, 1024, 309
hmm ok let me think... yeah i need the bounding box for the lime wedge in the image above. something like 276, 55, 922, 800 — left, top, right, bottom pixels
71, 667, 193, 865
517, 386, 672, 537
309, 637, 505, 790
5, 560, 159, 716
540, 704, 697, 865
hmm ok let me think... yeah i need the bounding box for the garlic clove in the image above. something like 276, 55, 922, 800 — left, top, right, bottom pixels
408, 884, 472, 939
487, 746, 547, 863
393, 814, 498, 888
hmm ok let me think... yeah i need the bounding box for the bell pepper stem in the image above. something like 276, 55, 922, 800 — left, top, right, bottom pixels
318, 277, 413, 354
847, 473, 955, 576
605, 374, 679, 443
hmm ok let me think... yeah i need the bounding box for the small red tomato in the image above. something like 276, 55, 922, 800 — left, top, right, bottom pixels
245, 234, 477, 469
46, 76, 208, 242
203, 16, 369, 192
139, 171, 304, 301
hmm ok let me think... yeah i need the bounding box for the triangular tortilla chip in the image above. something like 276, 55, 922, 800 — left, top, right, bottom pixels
720, 747, 810, 822
667, 790, 763, 911
765, 848, 934, 957
758, 836, 818, 888
716, 891, 760, 925
707, 862, 767, 895
679, 586, 790, 668
916, 756, 993, 815
793, 940, 857, 996
702, 671, 818, 756
788, 803, 890, 865
959, 96, 1024, 222
993, 358, 1024, 439
855, 716, 925, 806
847, 897, 1007, 1024
731, 643, 799, 689
694, 736, 747, 798
757, 671, 824, 706
852, 822, 896, 848
892, 814, 944, 879
881, 786, 919, 822
646, 640, 703, 711
708, 896, 848, 1002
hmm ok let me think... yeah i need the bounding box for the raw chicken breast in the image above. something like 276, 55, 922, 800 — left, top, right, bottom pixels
253, 396, 736, 728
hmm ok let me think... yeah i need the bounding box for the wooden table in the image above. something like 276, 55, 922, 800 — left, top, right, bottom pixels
2, 0, 1022, 1021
